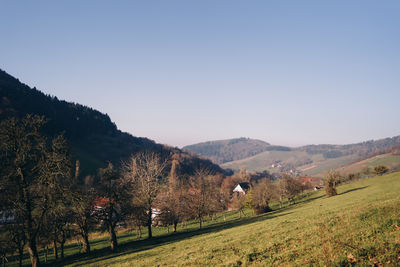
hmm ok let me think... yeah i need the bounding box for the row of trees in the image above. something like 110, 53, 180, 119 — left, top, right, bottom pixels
0, 115, 242, 267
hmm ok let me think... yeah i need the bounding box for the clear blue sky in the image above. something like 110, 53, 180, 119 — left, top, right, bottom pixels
1, 1, 399, 147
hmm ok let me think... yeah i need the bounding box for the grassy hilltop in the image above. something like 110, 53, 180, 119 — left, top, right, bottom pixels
9, 171, 399, 266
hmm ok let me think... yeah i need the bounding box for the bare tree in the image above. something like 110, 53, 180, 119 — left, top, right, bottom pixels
0, 115, 71, 267
251, 179, 276, 214
278, 174, 302, 206
184, 168, 220, 229
122, 151, 167, 239
69, 160, 97, 254
126, 205, 147, 238
155, 155, 187, 232
325, 171, 339, 197
71, 183, 97, 254
0, 231, 16, 267
231, 193, 246, 218
96, 163, 129, 251
40, 135, 72, 261
3, 223, 25, 267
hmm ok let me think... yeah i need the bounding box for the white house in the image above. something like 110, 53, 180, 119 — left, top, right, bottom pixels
233, 182, 250, 195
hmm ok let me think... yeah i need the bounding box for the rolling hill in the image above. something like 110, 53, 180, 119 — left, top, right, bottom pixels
0, 69, 224, 178
183, 137, 292, 164
186, 136, 400, 175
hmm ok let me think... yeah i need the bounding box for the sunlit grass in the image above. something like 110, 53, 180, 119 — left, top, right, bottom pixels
8, 172, 400, 266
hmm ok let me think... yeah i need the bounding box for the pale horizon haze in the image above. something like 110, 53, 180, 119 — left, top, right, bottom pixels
1, 1, 399, 148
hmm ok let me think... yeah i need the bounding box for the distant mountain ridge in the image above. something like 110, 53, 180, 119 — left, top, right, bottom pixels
185, 136, 400, 175
0, 69, 225, 178
183, 137, 285, 164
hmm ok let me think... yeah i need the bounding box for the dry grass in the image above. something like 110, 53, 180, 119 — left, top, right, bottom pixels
8, 172, 400, 266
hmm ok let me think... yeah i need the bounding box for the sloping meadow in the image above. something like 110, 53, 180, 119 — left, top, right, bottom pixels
64, 172, 400, 266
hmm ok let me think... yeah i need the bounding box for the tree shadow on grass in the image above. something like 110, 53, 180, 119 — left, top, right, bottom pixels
339, 186, 369, 195
43, 190, 333, 266
269, 193, 325, 215
295, 194, 324, 205
47, 210, 292, 266
62, 236, 109, 250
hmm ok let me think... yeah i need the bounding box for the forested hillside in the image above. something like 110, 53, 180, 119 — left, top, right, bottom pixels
0, 69, 224, 178
183, 137, 284, 164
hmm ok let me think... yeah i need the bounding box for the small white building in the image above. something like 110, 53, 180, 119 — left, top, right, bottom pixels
233, 182, 250, 195
151, 208, 160, 220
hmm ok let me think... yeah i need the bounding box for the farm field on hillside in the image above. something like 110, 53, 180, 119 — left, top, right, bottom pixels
300, 154, 361, 176
221, 150, 313, 172
221, 149, 365, 176
334, 153, 400, 175
34, 172, 400, 266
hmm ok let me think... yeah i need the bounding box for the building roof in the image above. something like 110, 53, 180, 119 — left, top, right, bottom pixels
93, 197, 110, 208
238, 182, 250, 190
233, 182, 251, 194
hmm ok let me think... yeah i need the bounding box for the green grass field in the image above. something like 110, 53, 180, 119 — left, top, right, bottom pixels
301, 154, 361, 177
220, 149, 362, 176
221, 150, 313, 172
8, 172, 400, 266
333, 153, 400, 176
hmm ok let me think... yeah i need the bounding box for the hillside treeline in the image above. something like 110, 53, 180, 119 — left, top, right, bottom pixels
183, 137, 273, 164
300, 136, 400, 159
0, 69, 224, 178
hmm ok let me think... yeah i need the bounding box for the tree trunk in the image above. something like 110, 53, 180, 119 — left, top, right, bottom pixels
199, 217, 202, 229
239, 209, 245, 218
137, 226, 142, 239
60, 231, 66, 259
166, 225, 169, 233
22, 180, 39, 267
2, 253, 9, 267
27, 238, 40, 267
147, 208, 152, 239
173, 221, 178, 232
44, 245, 48, 263
60, 241, 65, 259
53, 239, 58, 260
109, 226, 118, 251
18, 245, 23, 267
82, 232, 90, 254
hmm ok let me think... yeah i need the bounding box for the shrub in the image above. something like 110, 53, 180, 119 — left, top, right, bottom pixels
374, 165, 389, 176
325, 171, 339, 197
